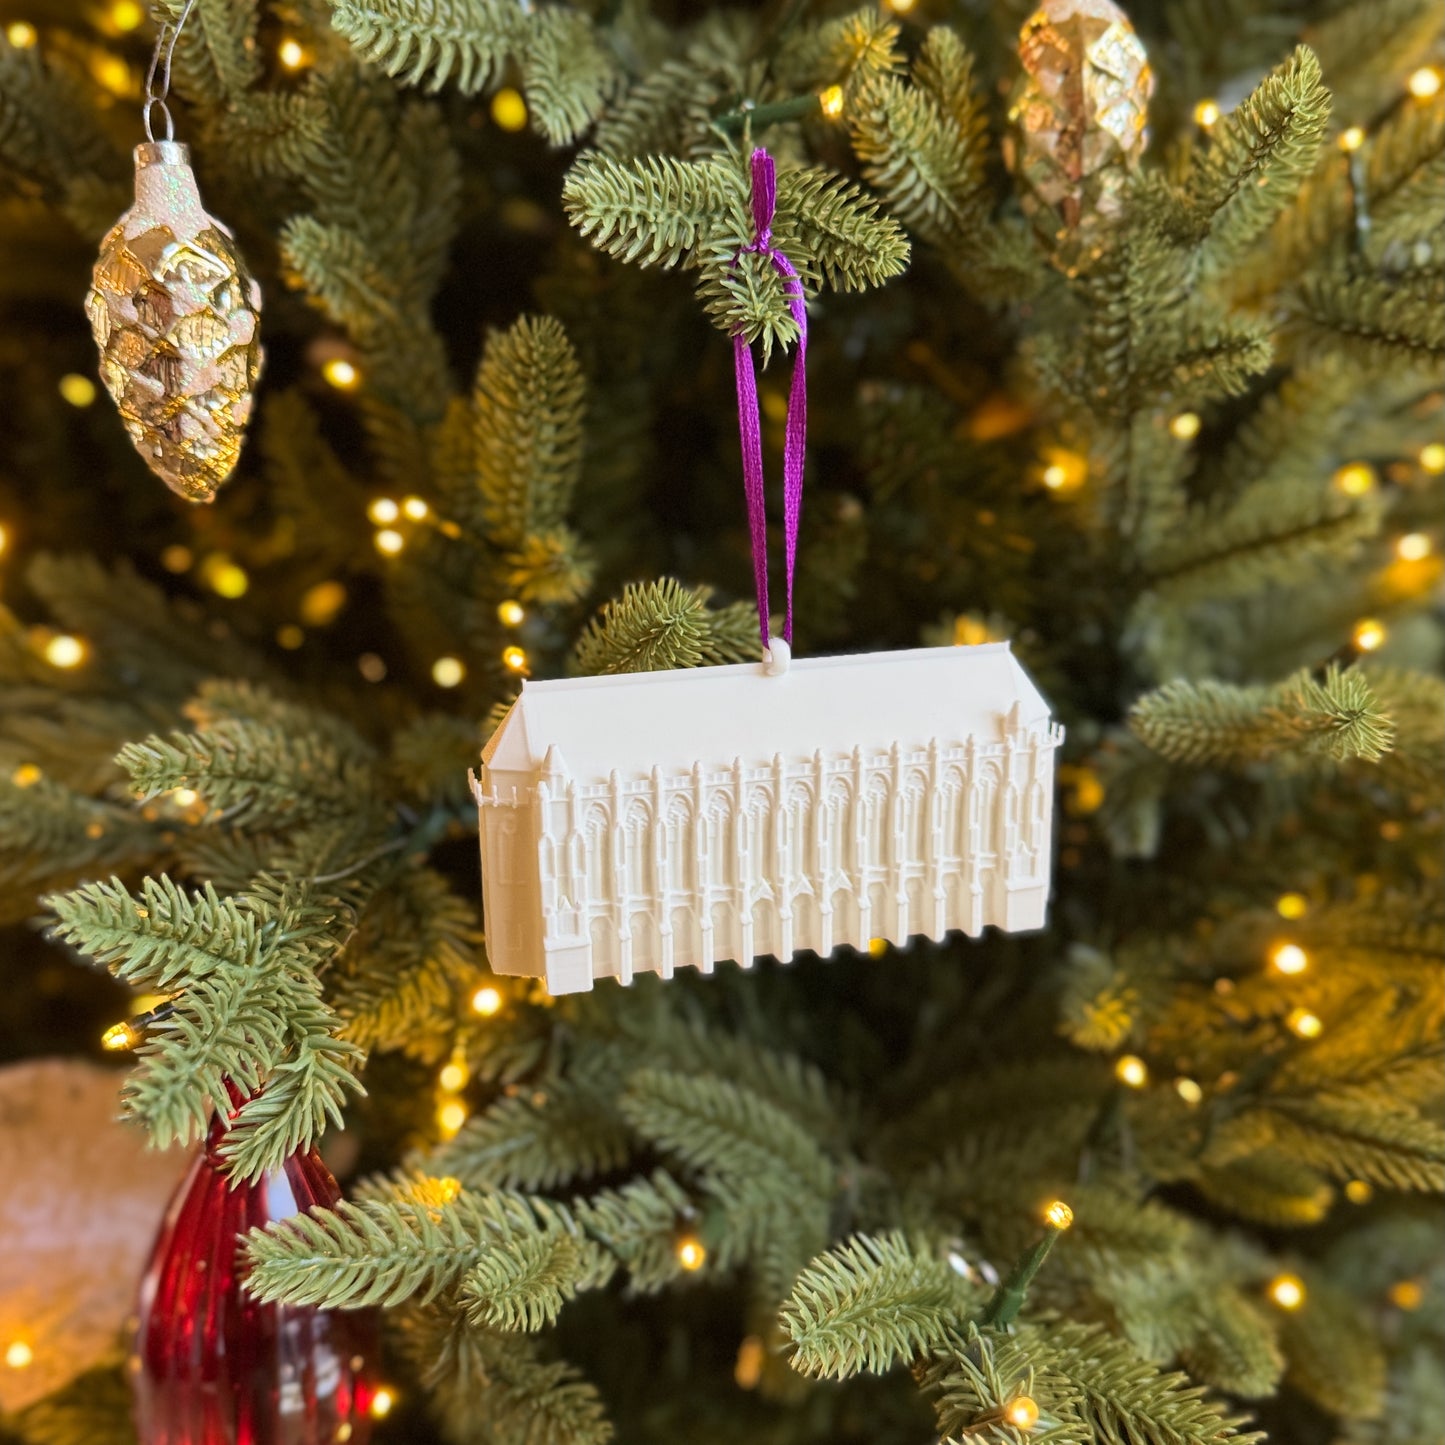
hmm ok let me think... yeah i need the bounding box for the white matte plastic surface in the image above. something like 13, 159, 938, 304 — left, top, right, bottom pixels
471, 642, 1063, 994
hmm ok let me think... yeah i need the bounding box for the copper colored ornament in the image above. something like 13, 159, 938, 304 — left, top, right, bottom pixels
87, 142, 263, 503
1005, 0, 1154, 254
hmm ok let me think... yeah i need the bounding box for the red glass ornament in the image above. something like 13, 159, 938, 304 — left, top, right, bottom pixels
131, 1091, 378, 1445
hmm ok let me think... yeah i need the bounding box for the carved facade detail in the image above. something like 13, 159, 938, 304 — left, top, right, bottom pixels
473, 645, 1062, 994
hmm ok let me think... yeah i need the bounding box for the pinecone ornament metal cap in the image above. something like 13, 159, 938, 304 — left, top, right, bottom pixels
87, 142, 263, 503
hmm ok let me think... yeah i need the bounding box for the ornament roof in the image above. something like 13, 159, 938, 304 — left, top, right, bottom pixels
482, 642, 1050, 780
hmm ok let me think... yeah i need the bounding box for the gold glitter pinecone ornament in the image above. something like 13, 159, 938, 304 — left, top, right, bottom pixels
87, 142, 263, 503
1005, 0, 1154, 259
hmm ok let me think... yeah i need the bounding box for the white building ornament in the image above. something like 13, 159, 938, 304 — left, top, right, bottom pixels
471, 642, 1063, 995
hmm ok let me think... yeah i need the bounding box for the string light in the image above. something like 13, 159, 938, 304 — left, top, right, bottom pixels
1169, 411, 1201, 440
374, 529, 405, 556
1043, 1200, 1074, 1231
370, 1385, 397, 1418
438, 1057, 469, 1093
1344, 1179, 1373, 1205
358, 652, 387, 682
402, 495, 430, 520
1275, 892, 1308, 920
367, 497, 400, 526
1333, 461, 1376, 497
171, 788, 199, 808
1040, 448, 1087, 495
1115, 1055, 1148, 1088
491, 87, 528, 131
102, 1020, 139, 1051
1175, 1077, 1203, 1105
1396, 533, 1432, 561
497, 599, 526, 627
5, 20, 38, 46
502, 645, 529, 673
1287, 1007, 1323, 1040
59, 373, 96, 407
160, 544, 193, 573
44, 634, 87, 668
1193, 98, 1221, 128
0, 522, 8, 557
432, 656, 465, 687
953, 615, 992, 647
11, 763, 41, 788
92, 53, 133, 94
436, 1098, 468, 1137
1407, 66, 1442, 100
818, 84, 845, 120
277, 624, 305, 650
676, 1235, 707, 1271
884, 0, 917, 11
1270, 942, 1309, 976
1352, 618, 1387, 652
277, 37, 307, 69
1388, 1279, 1423, 1311
322, 358, 360, 391
1338, 126, 1366, 152
1268, 1273, 1306, 1310
734, 1335, 765, 1389
4, 1341, 33, 1370
471, 985, 503, 1016
110, 0, 144, 30
1420, 443, 1445, 474
299, 580, 347, 626
205, 559, 249, 598
1005, 1396, 1041, 1430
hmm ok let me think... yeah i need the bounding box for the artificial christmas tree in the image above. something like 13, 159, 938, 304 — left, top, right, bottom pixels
2, 0, 1443, 1442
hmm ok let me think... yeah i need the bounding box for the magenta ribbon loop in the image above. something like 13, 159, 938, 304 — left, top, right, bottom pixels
733, 147, 808, 650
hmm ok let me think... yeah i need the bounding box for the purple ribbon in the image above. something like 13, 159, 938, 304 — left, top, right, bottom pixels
733, 147, 807, 650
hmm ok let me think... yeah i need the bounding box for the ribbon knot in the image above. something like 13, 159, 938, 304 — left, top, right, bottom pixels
732, 147, 807, 651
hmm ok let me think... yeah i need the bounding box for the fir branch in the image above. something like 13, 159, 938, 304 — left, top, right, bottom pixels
619, 1067, 838, 1200
245, 1185, 580, 1308
1305, 0, 1443, 122
334, 866, 477, 1053
1277, 1277, 1387, 1420
503, 527, 596, 607
474, 315, 587, 552
1129, 665, 1396, 768
563, 152, 746, 269
116, 721, 375, 827
1295, 273, 1445, 368
430, 1076, 634, 1190
1141, 480, 1382, 604
781, 1234, 985, 1379
521, 7, 619, 146
161, 0, 261, 103
458, 1230, 599, 1331
47, 876, 363, 1164
1195, 1153, 1335, 1227
569, 1170, 701, 1292
771, 165, 911, 294
393, 1303, 615, 1445
1177, 47, 1331, 270
326, 0, 519, 93
573, 579, 759, 674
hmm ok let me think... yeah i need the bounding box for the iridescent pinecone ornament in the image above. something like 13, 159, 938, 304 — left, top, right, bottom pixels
87, 142, 263, 503
1005, 0, 1154, 260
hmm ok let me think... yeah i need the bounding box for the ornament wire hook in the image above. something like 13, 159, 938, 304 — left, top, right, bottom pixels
143, 0, 197, 143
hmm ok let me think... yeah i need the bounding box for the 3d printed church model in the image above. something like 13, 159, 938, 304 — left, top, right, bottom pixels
472, 642, 1063, 995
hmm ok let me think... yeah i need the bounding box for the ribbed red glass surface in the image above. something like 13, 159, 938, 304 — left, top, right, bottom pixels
131, 1097, 377, 1445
